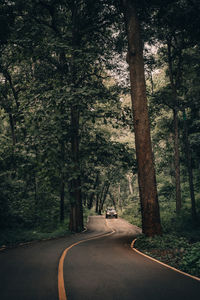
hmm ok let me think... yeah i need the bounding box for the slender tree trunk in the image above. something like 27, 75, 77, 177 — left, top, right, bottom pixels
60, 178, 65, 223
173, 108, 182, 213
88, 173, 99, 209
122, 0, 162, 236
59, 139, 65, 223
99, 182, 110, 214
0, 66, 20, 110
9, 113, 16, 146
69, 107, 83, 231
98, 183, 107, 215
183, 110, 197, 221
101, 182, 110, 210
167, 40, 182, 213
34, 173, 38, 226
118, 184, 122, 210
127, 174, 133, 195
95, 194, 99, 214
109, 192, 116, 209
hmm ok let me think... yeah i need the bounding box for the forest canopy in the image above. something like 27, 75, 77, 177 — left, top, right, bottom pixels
0, 0, 200, 238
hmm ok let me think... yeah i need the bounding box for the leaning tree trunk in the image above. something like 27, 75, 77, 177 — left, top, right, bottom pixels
121, 0, 162, 236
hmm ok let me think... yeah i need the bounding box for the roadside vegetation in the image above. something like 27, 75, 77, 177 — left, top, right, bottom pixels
0, 207, 95, 248
0, 0, 200, 276
121, 200, 200, 277
0, 221, 70, 248
135, 220, 200, 278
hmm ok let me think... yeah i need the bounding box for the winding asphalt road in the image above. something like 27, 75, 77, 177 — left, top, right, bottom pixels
0, 216, 200, 300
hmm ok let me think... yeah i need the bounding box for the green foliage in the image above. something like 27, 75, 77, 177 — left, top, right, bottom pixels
135, 231, 200, 277
0, 0, 129, 232
180, 243, 200, 276
119, 201, 142, 228
136, 233, 188, 251
0, 219, 71, 248
0, 0, 200, 253
134, 205, 200, 277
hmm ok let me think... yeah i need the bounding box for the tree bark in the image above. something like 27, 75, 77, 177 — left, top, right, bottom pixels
69, 1, 83, 232
121, 0, 162, 236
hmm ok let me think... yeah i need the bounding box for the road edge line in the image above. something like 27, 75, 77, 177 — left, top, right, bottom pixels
131, 238, 200, 282
58, 229, 115, 300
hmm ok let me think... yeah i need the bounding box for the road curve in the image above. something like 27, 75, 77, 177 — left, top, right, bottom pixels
0, 216, 199, 300
63, 216, 200, 300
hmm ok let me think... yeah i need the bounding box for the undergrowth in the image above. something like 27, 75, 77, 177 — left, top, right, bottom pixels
135, 233, 200, 278
0, 219, 71, 248
121, 199, 200, 278
0, 207, 93, 248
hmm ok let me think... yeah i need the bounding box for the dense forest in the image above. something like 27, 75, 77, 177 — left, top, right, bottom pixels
0, 0, 200, 261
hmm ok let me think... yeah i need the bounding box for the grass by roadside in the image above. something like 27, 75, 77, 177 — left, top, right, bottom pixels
120, 201, 200, 278
135, 233, 200, 278
0, 207, 95, 249
0, 221, 71, 249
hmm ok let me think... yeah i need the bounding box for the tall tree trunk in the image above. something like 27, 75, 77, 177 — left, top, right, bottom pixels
99, 182, 110, 215
183, 110, 197, 221
60, 177, 65, 223
98, 183, 107, 215
34, 173, 38, 226
118, 184, 122, 210
173, 108, 182, 213
95, 194, 99, 214
69, 1, 83, 232
121, 0, 162, 236
60, 139, 65, 223
167, 40, 182, 213
69, 107, 83, 232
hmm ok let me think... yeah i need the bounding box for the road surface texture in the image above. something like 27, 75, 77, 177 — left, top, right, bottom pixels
0, 216, 199, 300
